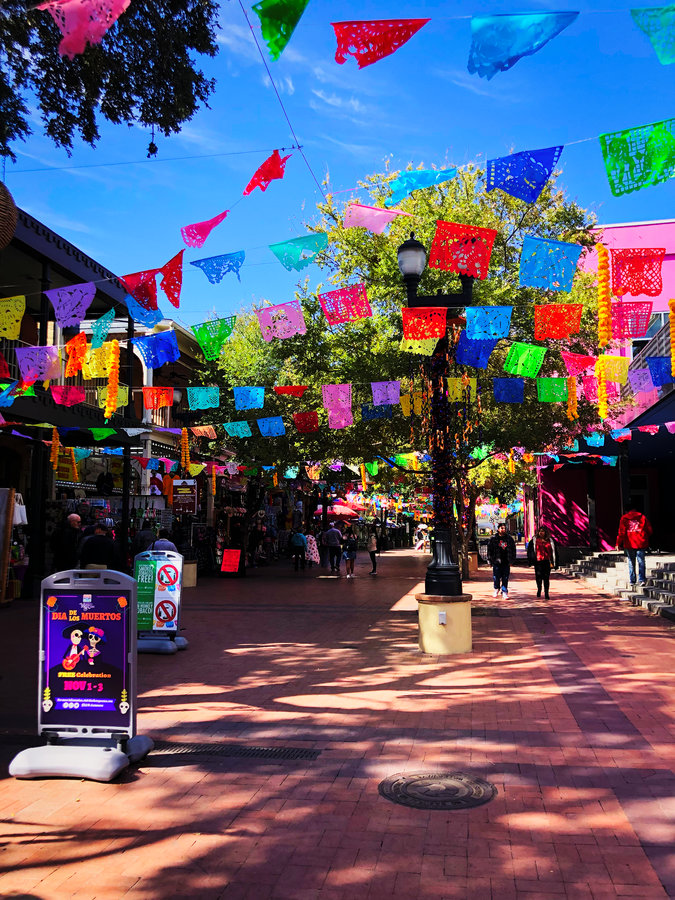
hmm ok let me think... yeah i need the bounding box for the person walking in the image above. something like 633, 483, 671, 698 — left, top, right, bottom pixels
367, 527, 378, 575
132, 519, 156, 557
289, 527, 307, 572
487, 523, 516, 599
79, 523, 121, 570
343, 526, 358, 578
323, 522, 343, 574
616, 507, 652, 587
318, 527, 330, 568
51, 513, 82, 570
305, 529, 320, 569
526, 525, 557, 599
149, 529, 178, 552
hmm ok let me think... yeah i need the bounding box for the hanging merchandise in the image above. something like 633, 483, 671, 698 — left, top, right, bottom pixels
50, 385, 85, 407
234, 386, 265, 410
292, 410, 319, 432
468, 12, 580, 80
611, 300, 653, 339
533, 304, 583, 340
596, 243, 612, 348
560, 350, 596, 376
15, 346, 61, 385
318, 284, 372, 325
519, 235, 583, 292
428, 220, 497, 279
385, 168, 457, 207
91, 307, 116, 349
274, 385, 308, 397
187, 386, 220, 410
537, 377, 569, 402
631, 6, 675, 64
343, 204, 413, 234
503, 342, 546, 377
44, 282, 96, 328
361, 404, 393, 420
487, 147, 563, 203
124, 292, 163, 327
243, 149, 292, 195
192, 317, 236, 360
191, 426, 217, 439
332, 18, 430, 69
181, 210, 229, 249
64, 331, 87, 377
371, 381, 401, 406
596, 354, 630, 384
190, 251, 245, 284
256, 300, 307, 341
142, 387, 174, 410
454, 332, 497, 369
253, 0, 310, 60
103, 339, 120, 419
465, 306, 512, 339
610, 247, 665, 297
0, 295, 25, 340
131, 330, 181, 369
566, 376, 578, 420
646, 356, 675, 386
400, 391, 425, 416
98, 384, 129, 410
447, 377, 477, 401
224, 421, 253, 438
600, 117, 675, 196
257, 416, 286, 437
269, 233, 327, 271
627, 367, 654, 394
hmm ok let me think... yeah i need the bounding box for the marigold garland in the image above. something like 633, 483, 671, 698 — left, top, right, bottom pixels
103, 340, 120, 420
596, 359, 608, 419
597, 243, 612, 348
669, 298, 675, 377
180, 428, 191, 469
211, 463, 217, 496
360, 463, 368, 491
50, 427, 60, 472
69, 447, 78, 482
507, 448, 516, 474
566, 376, 578, 421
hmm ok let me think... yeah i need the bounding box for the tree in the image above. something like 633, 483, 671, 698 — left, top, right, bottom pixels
203, 161, 615, 569
0, 0, 219, 159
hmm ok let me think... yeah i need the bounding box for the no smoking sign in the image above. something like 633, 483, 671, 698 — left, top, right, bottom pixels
155, 598, 177, 623
157, 564, 179, 587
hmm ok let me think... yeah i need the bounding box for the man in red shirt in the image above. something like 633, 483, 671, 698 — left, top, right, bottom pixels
616, 508, 653, 587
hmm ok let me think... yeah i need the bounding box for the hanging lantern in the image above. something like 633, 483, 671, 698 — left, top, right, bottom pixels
0, 182, 18, 251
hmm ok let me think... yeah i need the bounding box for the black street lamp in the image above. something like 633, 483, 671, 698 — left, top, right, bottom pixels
397, 233, 474, 597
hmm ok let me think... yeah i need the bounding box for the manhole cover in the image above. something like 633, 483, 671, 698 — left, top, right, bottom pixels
378, 772, 496, 810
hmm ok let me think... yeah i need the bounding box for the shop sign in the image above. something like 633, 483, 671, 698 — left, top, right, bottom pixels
172, 479, 197, 515
134, 551, 183, 632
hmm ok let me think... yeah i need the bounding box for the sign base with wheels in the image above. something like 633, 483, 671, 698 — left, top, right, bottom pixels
9, 569, 153, 782
135, 550, 188, 654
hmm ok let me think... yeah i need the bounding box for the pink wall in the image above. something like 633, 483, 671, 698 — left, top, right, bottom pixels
540, 468, 589, 547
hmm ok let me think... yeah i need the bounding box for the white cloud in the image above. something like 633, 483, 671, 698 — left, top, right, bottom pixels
310, 89, 366, 114
216, 23, 259, 63
262, 73, 295, 95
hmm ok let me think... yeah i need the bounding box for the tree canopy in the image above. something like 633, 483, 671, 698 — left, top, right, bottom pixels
0, 0, 219, 159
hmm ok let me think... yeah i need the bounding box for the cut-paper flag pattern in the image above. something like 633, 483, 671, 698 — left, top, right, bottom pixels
253, 0, 310, 60
191, 252, 245, 284
646, 356, 675, 386
447, 377, 477, 402
455, 333, 497, 368
596, 355, 630, 384
631, 6, 675, 65
400, 392, 425, 416
51, 385, 85, 407
274, 385, 308, 397
319, 285, 372, 325
465, 306, 512, 339
519, 235, 583, 292
600, 117, 675, 196
98, 384, 128, 410
234, 386, 265, 411
293, 411, 319, 432
257, 300, 307, 341
243, 150, 291, 196
534, 304, 583, 340
468, 12, 580, 80
361, 404, 393, 420
332, 18, 430, 69
628, 368, 654, 393
612, 301, 653, 338
610, 247, 665, 297
181, 210, 229, 249
343, 204, 412, 234
269, 234, 327, 271
537, 377, 569, 402
192, 318, 236, 360
487, 146, 563, 203
142, 387, 173, 410
0, 296, 25, 340
402, 306, 447, 340
257, 416, 286, 437
15, 346, 61, 384
187, 387, 220, 410
561, 351, 596, 376
429, 220, 497, 279
91, 307, 115, 349
124, 293, 163, 328
44, 282, 96, 328
493, 377, 525, 403
504, 342, 547, 377
385, 168, 457, 207
371, 381, 401, 406
224, 421, 253, 438
131, 330, 181, 369
38, 0, 131, 59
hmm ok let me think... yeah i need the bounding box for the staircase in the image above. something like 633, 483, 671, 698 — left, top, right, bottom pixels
559, 550, 675, 623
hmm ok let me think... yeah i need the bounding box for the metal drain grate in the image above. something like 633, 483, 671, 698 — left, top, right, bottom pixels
151, 741, 321, 761
379, 772, 497, 810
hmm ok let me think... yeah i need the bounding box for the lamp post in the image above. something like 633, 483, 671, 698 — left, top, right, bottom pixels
397, 233, 474, 597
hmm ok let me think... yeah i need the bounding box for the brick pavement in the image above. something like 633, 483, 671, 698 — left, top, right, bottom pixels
0, 550, 673, 899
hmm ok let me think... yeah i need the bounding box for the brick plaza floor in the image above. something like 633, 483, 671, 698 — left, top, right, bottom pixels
0, 549, 673, 899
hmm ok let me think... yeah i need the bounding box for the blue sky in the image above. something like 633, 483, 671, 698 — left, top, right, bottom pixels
5, 0, 675, 327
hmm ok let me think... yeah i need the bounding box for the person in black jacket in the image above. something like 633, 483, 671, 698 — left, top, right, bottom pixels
79, 524, 122, 570
526, 526, 558, 599
486, 523, 517, 599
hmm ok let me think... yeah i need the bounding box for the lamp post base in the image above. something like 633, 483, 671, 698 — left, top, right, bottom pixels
425, 528, 462, 597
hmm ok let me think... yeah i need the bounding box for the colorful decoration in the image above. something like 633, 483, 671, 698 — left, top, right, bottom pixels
561, 351, 596, 376
38, 0, 131, 59
187, 386, 220, 410
637, 424, 660, 435
400, 391, 425, 416
402, 306, 447, 340
269, 234, 327, 271
586, 432, 605, 447
103, 339, 120, 419
257, 416, 286, 437
537, 377, 569, 402
0, 352, 10, 379
181, 210, 229, 249
159, 250, 183, 309
503, 342, 546, 377
596, 354, 630, 384
487, 147, 563, 203
493, 377, 524, 403
327, 407, 353, 429
131, 331, 180, 369
468, 12, 579, 79
224, 421, 253, 438
68, 447, 79, 482
322, 383, 352, 409
253, 0, 310, 60
192, 318, 236, 360
91, 307, 115, 349
596, 243, 612, 348
598, 365, 609, 423
98, 384, 128, 410
119, 267, 161, 311
221, 548, 242, 573
0, 382, 17, 408
400, 337, 438, 355
519, 235, 583, 292
360, 464, 368, 491
234, 386, 265, 410
371, 380, 400, 406
465, 306, 512, 339
385, 168, 456, 207
343, 204, 412, 234
293, 410, 319, 432
319, 284, 372, 325
192, 426, 217, 439
566, 376, 578, 421
610, 428, 632, 442
646, 355, 675, 386
44, 282, 96, 328
365, 461, 379, 476
50, 385, 85, 407
611, 300, 653, 338
627, 368, 654, 393
64, 331, 87, 377
257, 300, 307, 341
0, 295, 26, 340
631, 6, 675, 65
428, 220, 497, 279
670, 297, 675, 376
180, 428, 191, 470
610, 247, 665, 297
534, 304, 583, 340
447, 377, 477, 402
332, 18, 430, 69
50, 426, 59, 471
82, 343, 113, 379
190, 251, 245, 284
243, 149, 291, 196
600, 117, 675, 196
124, 292, 163, 327
361, 403, 393, 420
142, 387, 173, 410
15, 346, 61, 384
581, 376, 620, 405
274, 385, 308, 397
454, 333, 497, 368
